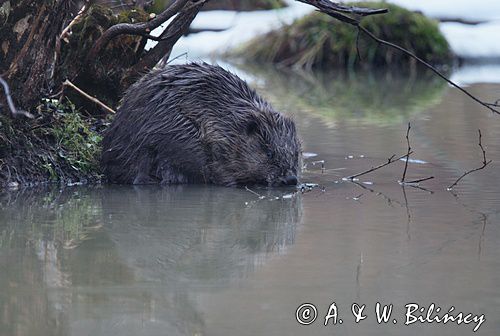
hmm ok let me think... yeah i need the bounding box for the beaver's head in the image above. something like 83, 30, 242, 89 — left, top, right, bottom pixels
208, 107, 302, 187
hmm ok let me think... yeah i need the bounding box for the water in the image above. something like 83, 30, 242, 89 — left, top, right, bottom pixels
1, 68, 500, 335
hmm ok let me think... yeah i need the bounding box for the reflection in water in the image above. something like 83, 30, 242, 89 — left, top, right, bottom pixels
101, 185, 301, 284
240, 65, 447, 125
1, 70, 499, 336
0, 186, 302, 336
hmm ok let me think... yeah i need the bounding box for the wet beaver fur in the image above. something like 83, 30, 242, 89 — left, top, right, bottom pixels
101, 63, 301, 186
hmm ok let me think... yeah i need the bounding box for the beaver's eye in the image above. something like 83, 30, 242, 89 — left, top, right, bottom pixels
266, 150, 273, 159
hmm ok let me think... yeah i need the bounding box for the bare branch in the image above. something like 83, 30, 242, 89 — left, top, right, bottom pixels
356, 26, 500, 115
405, 176, 435, 184
0, 76, 34, 118
448, 129, 492, 189
401, 122, 411, 182
344, 152, 413, 180
296, 0, 388, 25
62, 80, 116, 114
350, 179, 404, 207
407, 184, 434, 193
299, 0, 500, 115
245, 186, 265, 199
138, 26, 228, 41
87, 0, 190, 62
397, 122, 434, 185
53, 1, 91, 80
126, 0, 207, 78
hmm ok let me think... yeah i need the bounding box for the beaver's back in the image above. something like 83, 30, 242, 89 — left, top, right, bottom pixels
101, 63, 301, 186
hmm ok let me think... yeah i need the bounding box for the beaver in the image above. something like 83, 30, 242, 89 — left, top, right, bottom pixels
101, 63, 301, 186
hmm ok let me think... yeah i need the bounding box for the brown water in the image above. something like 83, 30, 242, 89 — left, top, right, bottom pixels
1, 68, 499, 336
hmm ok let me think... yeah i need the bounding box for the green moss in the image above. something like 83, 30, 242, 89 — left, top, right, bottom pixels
49, 99, 103, 175
114, 7, 149, 24
1, 98, 105, 188
231, 2, 453, 69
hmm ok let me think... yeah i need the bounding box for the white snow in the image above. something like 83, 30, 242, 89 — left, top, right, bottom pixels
440, 21, 500, 59
359, 0, 500, 21
146, 0, 314, 57
451, 64, 500, 85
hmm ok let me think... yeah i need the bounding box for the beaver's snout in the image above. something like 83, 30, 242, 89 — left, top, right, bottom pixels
279, 175, 298, 186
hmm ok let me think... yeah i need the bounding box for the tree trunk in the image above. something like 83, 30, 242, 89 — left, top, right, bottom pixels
0, 0, 75, 109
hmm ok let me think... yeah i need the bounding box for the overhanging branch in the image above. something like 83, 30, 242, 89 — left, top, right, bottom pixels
87, 0, 190, 62
298, 0, 500, 115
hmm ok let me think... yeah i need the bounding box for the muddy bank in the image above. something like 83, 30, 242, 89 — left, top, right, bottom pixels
0, 100, 105, 189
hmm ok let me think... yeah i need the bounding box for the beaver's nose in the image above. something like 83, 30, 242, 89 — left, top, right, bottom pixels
282, 175, 298, 186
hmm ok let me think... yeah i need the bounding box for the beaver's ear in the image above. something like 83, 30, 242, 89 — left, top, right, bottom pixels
246, 120, 258, 135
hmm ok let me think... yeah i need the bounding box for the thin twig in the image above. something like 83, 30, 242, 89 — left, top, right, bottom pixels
54, 1, 90, 75
401, 185, 411, 240
0, 76, 34, 118
401, 122, 411, 182
344, 152, 413, 180
352, 193, 364, 201
357, 25, 500, 115
448, 129, 492, 189
297, 0, 388, 25
245, 186, 265, 199
407, 184, 434, 194
350, 180, 404, 207
62, 80, 116, 114
404, 176, 435, 184
300, 0, 500, 115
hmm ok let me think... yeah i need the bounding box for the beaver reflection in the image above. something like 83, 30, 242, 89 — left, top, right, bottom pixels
102, 185, 302, 283
0, 186, 302, 336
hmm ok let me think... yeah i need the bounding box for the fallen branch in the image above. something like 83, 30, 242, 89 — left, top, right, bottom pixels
344, 152, 413, 180
0, 76, 34, 118
62, 80, 116, 114
448, 129, 492, 189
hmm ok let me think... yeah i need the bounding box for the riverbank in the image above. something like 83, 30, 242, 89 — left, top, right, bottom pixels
0, 100, 104, 189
